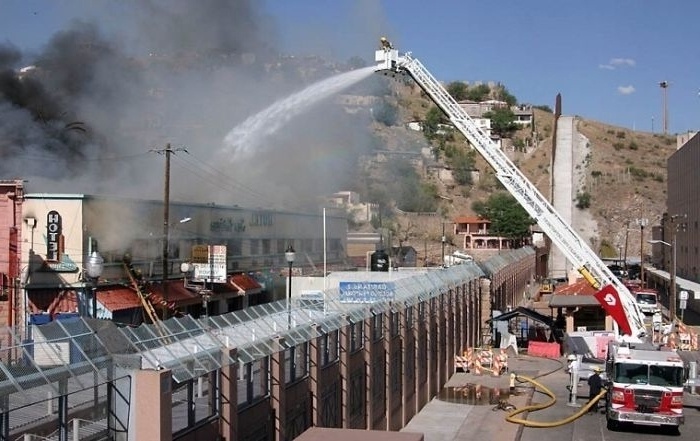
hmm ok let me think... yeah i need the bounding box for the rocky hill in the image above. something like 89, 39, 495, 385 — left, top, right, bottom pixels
355, 79, 678, 264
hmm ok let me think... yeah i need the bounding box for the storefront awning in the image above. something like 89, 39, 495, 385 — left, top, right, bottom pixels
227, 273, 262, 296
96, 286, 143, 312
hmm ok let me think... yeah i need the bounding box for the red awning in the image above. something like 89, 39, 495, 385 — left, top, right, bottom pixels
147, 280, 202, 307
28, 289, 78, 315
96, 286, 143, 312
227, 273, 262, 296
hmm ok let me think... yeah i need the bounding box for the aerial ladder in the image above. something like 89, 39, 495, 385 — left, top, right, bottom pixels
374, 38, 646, 341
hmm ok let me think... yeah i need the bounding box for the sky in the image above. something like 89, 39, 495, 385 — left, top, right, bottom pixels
0, 0, 699, 210
3, 1, 699, 134
257, 0, 700, 134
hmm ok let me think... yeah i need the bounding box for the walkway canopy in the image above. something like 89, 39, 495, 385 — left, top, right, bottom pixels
486, 306, 554, 328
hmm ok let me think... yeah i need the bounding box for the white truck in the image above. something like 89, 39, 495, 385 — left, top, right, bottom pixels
605, 341, 685, 432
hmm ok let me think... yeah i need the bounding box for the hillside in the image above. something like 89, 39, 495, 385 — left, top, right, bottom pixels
357, 79, 677, 264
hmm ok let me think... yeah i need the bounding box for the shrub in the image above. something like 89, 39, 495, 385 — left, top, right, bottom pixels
575, 192, 591, 209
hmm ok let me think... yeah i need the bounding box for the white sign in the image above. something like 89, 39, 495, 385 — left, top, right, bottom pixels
680, 299, 687, 310
193, 245, 227, 283
679, 290, 689, 300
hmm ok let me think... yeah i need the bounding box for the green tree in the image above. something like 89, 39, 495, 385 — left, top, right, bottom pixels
423, 105, 447, 140
447, 81, 469, 101
575, 192, 591, 209
472, 192, 533, 246
465, 84, 491, 102
484, 107, 518, 138
448, 149, 476, 186
493, 83, 517, 106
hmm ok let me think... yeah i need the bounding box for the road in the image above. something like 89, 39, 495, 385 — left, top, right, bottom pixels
519, 364, 700, 441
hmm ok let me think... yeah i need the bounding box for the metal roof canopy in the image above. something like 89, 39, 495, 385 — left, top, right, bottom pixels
486, 306, 555, 328
0, 251, 524, 416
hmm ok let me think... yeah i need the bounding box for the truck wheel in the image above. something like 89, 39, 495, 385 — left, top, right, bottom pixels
606, 417, 619, 431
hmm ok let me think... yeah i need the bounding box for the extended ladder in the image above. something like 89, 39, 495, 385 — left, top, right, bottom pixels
375, 42, 646, 339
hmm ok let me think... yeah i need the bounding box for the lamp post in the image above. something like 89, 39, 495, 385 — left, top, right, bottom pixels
636, 218, 648, 286
85, 251, 104, 318
649, 239, 675, 320
285, 244, 296, 329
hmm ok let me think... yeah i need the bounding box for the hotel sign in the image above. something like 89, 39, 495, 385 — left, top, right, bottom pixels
47, 210, 62, 262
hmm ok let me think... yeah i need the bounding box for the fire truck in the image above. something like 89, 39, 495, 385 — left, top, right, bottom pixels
374, 38, 686, 432
605, 341, 684, 431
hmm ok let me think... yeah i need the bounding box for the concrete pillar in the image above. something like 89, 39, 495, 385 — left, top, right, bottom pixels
480, 278, 492, 347
309, 324, 322, 427
339, 316, 351, 428
219, 347, 238, 441
270, 337, 287, 441
130, 369, 172, 441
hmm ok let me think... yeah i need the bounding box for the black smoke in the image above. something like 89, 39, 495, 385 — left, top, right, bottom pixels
0, 0, 382, 210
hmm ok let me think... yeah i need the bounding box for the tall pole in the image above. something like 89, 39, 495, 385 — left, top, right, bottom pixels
151, 144, 187, 320
660, 81, 669, 134
162, 144, 171, 320
671, 232, 677, 321
287, 260, 293, 329
637, 218, 648, 286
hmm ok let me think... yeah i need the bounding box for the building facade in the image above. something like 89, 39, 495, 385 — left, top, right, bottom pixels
12, 193, 349, 333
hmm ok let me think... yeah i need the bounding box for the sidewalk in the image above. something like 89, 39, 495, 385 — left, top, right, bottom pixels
402, 353, 567, 441
403, 351, 700, 441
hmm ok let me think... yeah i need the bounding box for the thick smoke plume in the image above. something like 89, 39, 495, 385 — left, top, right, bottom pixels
0, 0, 380, 211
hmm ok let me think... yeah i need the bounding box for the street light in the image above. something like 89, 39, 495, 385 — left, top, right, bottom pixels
85, 251, 104, 318
285, 244, 296, 329
649, 239, 675, 320
636, 218, 648, 286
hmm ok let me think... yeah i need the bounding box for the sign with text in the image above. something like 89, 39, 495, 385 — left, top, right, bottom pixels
193, 245, 227, 283
191, 245, 210, 264
339, 281, 395, 303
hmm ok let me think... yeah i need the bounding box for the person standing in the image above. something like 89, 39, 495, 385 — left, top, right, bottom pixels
587, 367, 603, 413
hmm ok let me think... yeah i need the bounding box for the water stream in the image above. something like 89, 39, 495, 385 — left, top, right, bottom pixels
222, 65, 376, 157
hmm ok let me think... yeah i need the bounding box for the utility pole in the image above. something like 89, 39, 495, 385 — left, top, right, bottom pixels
152, 144, 187, 320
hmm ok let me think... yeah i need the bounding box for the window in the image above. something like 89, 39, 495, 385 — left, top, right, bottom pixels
373, 313, 384, 341
390, 311, 400, 337
285, 343, 309, 384
249, 239, 260, 255
238, 358, 269, 407
227, 239, 242, 256
405, 306, 414, 330
321, 331, 339, 366
350, 321, 364, 352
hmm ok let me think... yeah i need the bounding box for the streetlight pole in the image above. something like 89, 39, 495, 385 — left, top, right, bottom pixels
637, 218, 648, 286
85, 250, 104, 318
671, 233, 677, 320
649, 239, 675, 320
285, 244, 296, 329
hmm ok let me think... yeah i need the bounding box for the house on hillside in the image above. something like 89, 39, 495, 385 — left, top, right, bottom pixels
452, 216, 513, 251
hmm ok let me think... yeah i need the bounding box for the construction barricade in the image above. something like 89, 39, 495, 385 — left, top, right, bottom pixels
527, 340, 560, 358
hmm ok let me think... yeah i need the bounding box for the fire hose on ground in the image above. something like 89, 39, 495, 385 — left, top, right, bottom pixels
502, 374, 608, 428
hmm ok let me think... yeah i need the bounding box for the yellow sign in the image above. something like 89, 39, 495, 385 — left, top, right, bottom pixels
191, 245, 209, 264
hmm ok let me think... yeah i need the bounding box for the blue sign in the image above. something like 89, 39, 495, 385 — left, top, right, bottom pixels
339, 281, 395, 303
